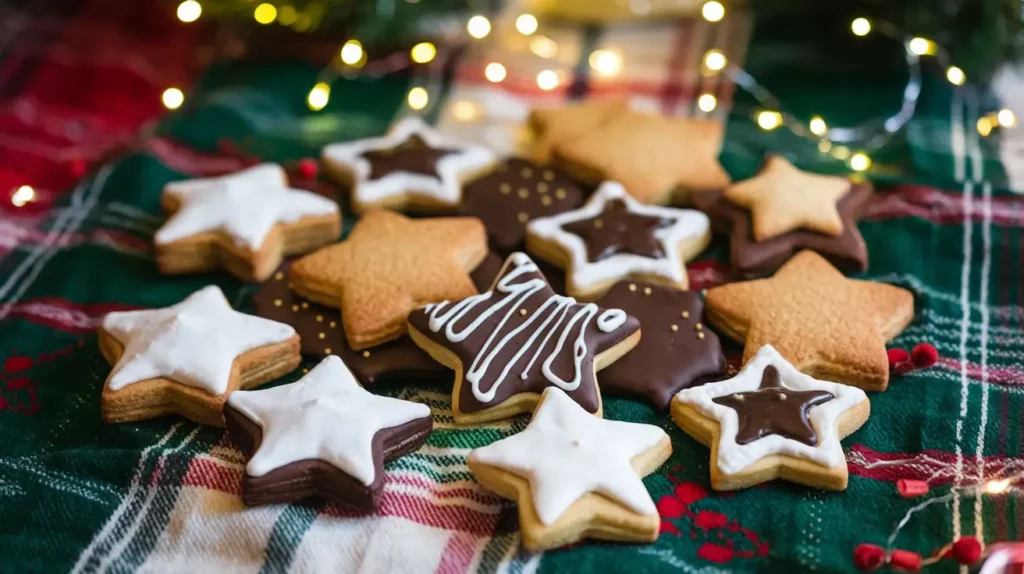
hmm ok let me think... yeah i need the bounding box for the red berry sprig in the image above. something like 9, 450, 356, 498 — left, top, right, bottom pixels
888, 343, 938, 375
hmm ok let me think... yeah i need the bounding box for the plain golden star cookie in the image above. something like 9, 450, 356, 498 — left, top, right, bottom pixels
672, 345, 870, 491
154, 163, 341, 282
553, 111, 730, 204
704, 250, 914, 391
722, 155, 850, 241
289, 209, 487, 350
468, 387, 671, 550
527, 98, 628, 163
98, 285, 301, 426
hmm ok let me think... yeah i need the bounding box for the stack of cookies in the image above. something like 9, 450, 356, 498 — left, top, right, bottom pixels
95, 103, 916, 552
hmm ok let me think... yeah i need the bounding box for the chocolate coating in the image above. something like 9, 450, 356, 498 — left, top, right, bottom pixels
597, 281, 726, 410
360, 135, 456, 181
712, 365, 834, 446
224, 401, 432, 509
692, 182, 872, 278
562, 199, 673, 262
460, 158, 585, 253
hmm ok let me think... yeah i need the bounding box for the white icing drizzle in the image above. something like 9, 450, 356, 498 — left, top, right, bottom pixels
469, 387, 667, 526
422, 253, 629, 403
526, 181, 710, 294
673, 345, 868, 475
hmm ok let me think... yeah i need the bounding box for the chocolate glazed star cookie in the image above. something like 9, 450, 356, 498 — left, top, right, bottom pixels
407, 253, 641, 424
252, 253, 506, 386
596, 281, 726, 410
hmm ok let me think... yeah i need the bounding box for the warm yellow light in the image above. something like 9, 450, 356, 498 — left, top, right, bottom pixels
278, 5, 297, 25
704, 50, 727, 72
756, 110, 782, 130
484, 62, 506, 83
411, 42, 436, 64
467, 15, 491, 39
701, 1, 725, 22
832, 145, 850, 160
589, 50, 622, 77
407, 87, 429, 110
977, 117, 993, 137
254, 3, 277, 24
452, 100, 478, 122
997, 108, 1017, 128
537, 69, 559, 91
516, 14, 538, 35
985, 478, 1012, 494
908, 37, 935, 56
529, 36, 558, 59
307, 82, 330, 111
697, 94, 717, 112
162, 88, 184, 110
818, 140, 832, 153
850, 18, 871, 37
809, 116, 827, 136
10, 185, 35, 207
177, 0, 202, 23
946, 66, 965, 86
340, 40, 364, 65
849, 152, 871, 171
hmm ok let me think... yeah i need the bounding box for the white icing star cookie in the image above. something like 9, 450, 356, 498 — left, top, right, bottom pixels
98, 285, 301, 426
320, 116, 497, 213
526, 181, 710, 300
155, 163, 341, 281
672, 344, 870, 491
467, 387, 671, 551
224, 356, 433, 508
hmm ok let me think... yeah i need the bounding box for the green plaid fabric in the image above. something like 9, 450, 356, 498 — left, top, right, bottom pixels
1, 16, 1022, 574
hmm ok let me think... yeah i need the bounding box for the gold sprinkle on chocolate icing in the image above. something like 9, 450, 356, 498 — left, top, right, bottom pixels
329, 321, 337, 328
301, 302, 309, 309
274, 299, 282, 307
518, 212, 529, 223
316, 315, 323, 322
643, 287, 652, 295
325, 348, 333, 354
291, 305, 299, 312
362, 350, 371, 358
695, 323, 703, 331
537, 182, 549, 193
543, 170, 555, 181
541, 196, 552, 206
519, 308, 528, 316
500, 183, 511, 194
518, 188, 529, 199
302, 368, 309, 374
681, 311, 690, 319
555, 188, 567, 199
593, 219, 604, 229
697, 332, 705, 340
628, 283, 637, 292
274, 272, 284, 280
670, 324, 678, 332
521, 167, 533, 178
318, 332, 326, 340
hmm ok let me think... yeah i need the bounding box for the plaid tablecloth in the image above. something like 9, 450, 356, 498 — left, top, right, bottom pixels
1, 2, 1022, 573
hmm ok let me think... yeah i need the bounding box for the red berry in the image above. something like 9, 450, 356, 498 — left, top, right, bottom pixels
887, 348, 910, 368
69, 158, 87, 177
893, 361, 915, 375
853, 544, 886, 571
950, 536, 981, 564
297, 158, 318, 179
910, 343, 938, 368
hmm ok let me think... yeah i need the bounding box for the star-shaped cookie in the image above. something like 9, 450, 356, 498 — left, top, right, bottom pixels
704, 250, 915, 391
553, 111, 730, 204
224, 356, 432, 508
527, 98, 628, 164
406, 253, 641, 424
692, 177, 872, 278
155, 163, 341, 282
289, 209, 488, 350
321, 116, 497, 213
723, 156, 850, 241
98, 285, 300, 426
468, 387, 671, 550
596, 281, 726, 410
672, 345, 869, 490
526, 181, 710, 300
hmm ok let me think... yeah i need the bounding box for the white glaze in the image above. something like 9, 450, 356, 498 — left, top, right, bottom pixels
102, 285, 296, 395
469, 387, 666, 526
422, 253, 627, 403
527, 181, 709, 293
320, 116, 496, 208
155, 163, 339, 250
673, 345, 867, 475
227, 355, 431, 483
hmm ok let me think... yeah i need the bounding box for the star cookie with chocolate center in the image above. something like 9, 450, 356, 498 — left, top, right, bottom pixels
406, 253, 641, 424
321, 116, 497, 213
289, 209, 488, 350
672, 345, 869, 490
468, 387, 671, 550
526, 181, 710, 300
224, 355, 432, 509
154, 163, 341, 282
704, 250, 914, 391
98, 285, 301, 426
